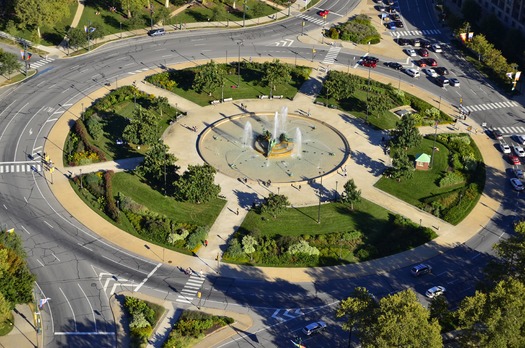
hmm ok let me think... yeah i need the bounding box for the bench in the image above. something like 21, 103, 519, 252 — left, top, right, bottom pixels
259, 95, 269, 99
210, 100, 220, 105
273, 95, 283, 99
223, 97, 233, 102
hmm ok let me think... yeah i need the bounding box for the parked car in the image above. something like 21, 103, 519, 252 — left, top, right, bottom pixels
363, 56, 379, 63
390, 13, 400, 20
394, 20, 404, 28
426, 286, 446, 298
422, 68, 438, 77
318, 9, 329, 16
514, 168, 525, 180
411, 38, 421, 47
514, 144, 525, 157
516, 134, 525, 145
431, 43, 443, 52
302, 321, 327, 335
420, 39, 431, 48
449, 78, 460, 87
493, 129, 504, 140
395, 37, 409, 45
500, 143, 511, 154
404, 48, 417, 57
404, 68, 420, 77
385, 62, 403, 70
424, 58, 438, 66
386, 22, 397, 30
435, 75, 450, 87
417, 59, 427, 67
419, 48, 429, 57
147, 28, 166, 36
411, 264, 432, 277
362, 60, 377, 68
510, 178, 525, 191
434, 67, 449, 75
509, 154, 521, 165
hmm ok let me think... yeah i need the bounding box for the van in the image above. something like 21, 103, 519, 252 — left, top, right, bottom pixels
148, 28, 166, 37
405, 68, 420, 78
411, 264, 432, 277
436, 75, 449, 87
302, 321, 327, 335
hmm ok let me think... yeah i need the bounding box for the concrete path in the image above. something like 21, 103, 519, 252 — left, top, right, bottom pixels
0, 304, 40, 348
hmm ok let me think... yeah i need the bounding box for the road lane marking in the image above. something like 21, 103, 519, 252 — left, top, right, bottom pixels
21, 225, 30, 234
134, 263, 162, 292
43, 221, 54, 228
78, 284, 97, 331
52, 252, 60, 262
37, 259, 45, 267
59, 287, 77, 331
54, 332, 116, 335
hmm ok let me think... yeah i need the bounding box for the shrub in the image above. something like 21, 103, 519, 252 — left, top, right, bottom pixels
167, 229, 189, 244
288, 240, 320, 256
104, 171, 119, 222
85, 116, 103, 140
439, 171, 465, 187
185, 226, 208, 250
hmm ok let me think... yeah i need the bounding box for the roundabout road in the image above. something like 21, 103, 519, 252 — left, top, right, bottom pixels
0, 0, 523, 346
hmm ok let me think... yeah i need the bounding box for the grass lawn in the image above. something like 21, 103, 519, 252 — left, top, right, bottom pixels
112, 172, 225, 228
0, 313, 14, 336
374, 138, 454, 206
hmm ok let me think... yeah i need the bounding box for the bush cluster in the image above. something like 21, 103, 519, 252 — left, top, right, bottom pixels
65, 120, 107, 166
124, 297, 156, 343
104, 171, 119, 222
328, 14, 381, 44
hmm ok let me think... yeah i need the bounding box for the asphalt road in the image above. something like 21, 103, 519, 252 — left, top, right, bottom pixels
0, 0, 524, 346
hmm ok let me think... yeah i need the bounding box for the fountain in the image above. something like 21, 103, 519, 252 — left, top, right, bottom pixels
242, 121, 253, 149
197, 107, 349, 183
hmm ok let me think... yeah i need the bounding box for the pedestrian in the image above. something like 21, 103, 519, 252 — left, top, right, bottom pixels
204, 239, 208, 247
236, 208, 239, 215
299, 185, 302, 190
199, 270, 204, 278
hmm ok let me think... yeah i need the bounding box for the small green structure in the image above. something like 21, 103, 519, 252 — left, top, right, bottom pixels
415, 153, 431, 170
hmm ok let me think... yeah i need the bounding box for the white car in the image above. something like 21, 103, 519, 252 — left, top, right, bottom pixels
426, 286, 446, 298
449, 78, 460, 87
302, 321, 327, 335
404, 48, 417, 57
422, 68, 438, 77
500, 143, 511, 154
404, 68, 420, 78
431, 43, 442, 52
511, 178, 525, 191
514, 144, 525, 157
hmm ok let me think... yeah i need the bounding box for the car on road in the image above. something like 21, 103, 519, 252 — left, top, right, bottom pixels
493, 129, 504, 140
426, 286, 446, 298
420, 39, 431, 48
385, 0, 395, 5
362, 56, 379, 63
147, 28, 166, 36
434, 67, 449, 75
302, 321, 327, 335
431, 43, 443, 52
395, 37, 409, 45
385, 62, 403, 70
510, 178, 525, 191
424, 58, 438, 66
410, 38, 421, 47
514, 144, 525, 157
417, 59, 428, 67
500, 143, 511, 154
386, 22, 397, 30
394, 20, 404, 28
390, 13, 400, 20
516, 134, 525, 145
404, 68, 420, 77
404, 48, 417, 57
411, 264, 432, 277
318, 10, 329, 16
514, 168, 525, 180
449, 77, 460, 86
509, 154, 521, 165
422, 68, 438, 77
436, 75, 450, 87
362, 60, 377, 68
419, 48, 429, 57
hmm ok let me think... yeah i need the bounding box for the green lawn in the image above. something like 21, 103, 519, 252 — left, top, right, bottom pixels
112, 172, 225, 227
0, 313, 14, 336
375, 138, 453, 206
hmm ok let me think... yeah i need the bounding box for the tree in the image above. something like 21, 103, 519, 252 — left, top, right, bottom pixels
192, 61, 224, 97
173, 164, 220, 203
0, 50, 21, 80
456, 278, 525, 347
323, 70, 358, 100
0, 292, 11, 327
262, 60, 292, 95
66, 27, 88, 49
136, 140, 178, 185
357, 289, 442, 348
118, 0, 147, 18
241, 235, 257, 255
486, 220, 525, 285
389, 147, 414, 181
390, 114, 422, 150
429, 295, 455, 332
336, 287, 378, 346
288, 240, 320, 256
367, 93, 389, 119
210, 4, 227, 22
261, 193, 289, 218
252, 1, 265, 23
123, 105, 160, 145
14, 0, 71, 38
340, 179, 361, 210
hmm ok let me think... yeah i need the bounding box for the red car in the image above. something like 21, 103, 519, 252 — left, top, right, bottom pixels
425, 58, 438, 66
362, 60, 377, 68
419, 48, 429, 57
318, 10, 329, 17
509, 154, 521, 165
418, 60, 427, 67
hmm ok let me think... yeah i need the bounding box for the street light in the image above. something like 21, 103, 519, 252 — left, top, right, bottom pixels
317, 172, 324, 224
150, 3, 155, 30
237, 41, 243, 87
242, 0, 247, 27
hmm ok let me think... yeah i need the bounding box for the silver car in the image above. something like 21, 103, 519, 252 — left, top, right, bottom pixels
426, 286, 446, 298
302, 321, 327, 335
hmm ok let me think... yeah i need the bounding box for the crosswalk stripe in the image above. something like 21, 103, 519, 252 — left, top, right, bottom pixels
10, 165, 14, 172
0, 167, 3, 173
175, 298, 191, 304
494, 102, 504, 108
479, 104, 489, 110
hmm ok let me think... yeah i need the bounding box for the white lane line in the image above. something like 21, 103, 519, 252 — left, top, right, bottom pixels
43, 221, 54, 229
37, 259, 45, 267
77, 283, 97, 331
54, 332, 116, 335
77, 243, 93, 252
45, 118, 58, 123
21, 225, 30, 234
134, 263, 162, 292
59, 287, 77, 332
3, 204, 7, 210
52, 252, 60, 262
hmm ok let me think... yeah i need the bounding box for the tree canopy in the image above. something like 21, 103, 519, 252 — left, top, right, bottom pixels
262, 60, 292, 93
123, 105, 160, 145
14, 0, 72, 37
192, 61, 224, 97
136, 140, 178, 187
390, 114, 422, 150
340, 179, 361, 210
173, 164, 220, 203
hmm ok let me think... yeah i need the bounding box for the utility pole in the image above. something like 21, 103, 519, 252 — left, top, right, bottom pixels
429, 120, 439, 169
317, 174, 323, 224
242, 0, 247, 27
150, 3, 155, 30
237, 41, 243, 87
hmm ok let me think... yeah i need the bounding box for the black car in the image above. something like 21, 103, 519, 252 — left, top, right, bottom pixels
410, 38, 421, 47
420, 39, 431, 48
390, 13, 400, 20
394, 20, 404, 28
434, 67, 449, 75
385, 62, 403, 70
395, 37, 410, 46
363, 56, 379, 63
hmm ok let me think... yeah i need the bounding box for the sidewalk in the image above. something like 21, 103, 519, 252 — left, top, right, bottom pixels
0, 304, 39, 348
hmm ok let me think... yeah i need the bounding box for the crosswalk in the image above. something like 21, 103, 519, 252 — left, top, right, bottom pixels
0, 162, 41, 174
463, 100, 519, 112
491, 126, 525, 136
322, 46, 341, 65
29, 57, 54, 69
390, 29, 442, 37
176, 273, 205, 304
296, 13, 326, 26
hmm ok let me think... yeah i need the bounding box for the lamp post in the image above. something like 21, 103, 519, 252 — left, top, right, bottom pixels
429, 120, 439, 169
317, 173, 323, 224
288, 1, 291, 16
237, 41, 243, 87
301, 20, 305, 35
79, 168, 83, 189
242, 0, 247, 27
365, 42, 371, 123
150, 3, 155, 30
119, 22, 122, 38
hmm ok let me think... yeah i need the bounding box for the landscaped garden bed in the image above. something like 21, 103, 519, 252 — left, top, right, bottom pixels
123, 296, 165, 348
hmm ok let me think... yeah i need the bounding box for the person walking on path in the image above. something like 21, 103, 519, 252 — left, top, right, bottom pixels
204, 239, 208, 247
236, 208, 239, 215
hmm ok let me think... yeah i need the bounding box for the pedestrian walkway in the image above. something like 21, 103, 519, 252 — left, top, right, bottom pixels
322, 45, 341, 65
463, 100, 519, 112
176, 273, 206, 304
390, 29, 443, 37
0, 304, 40, 348
0, 162, 41, 174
